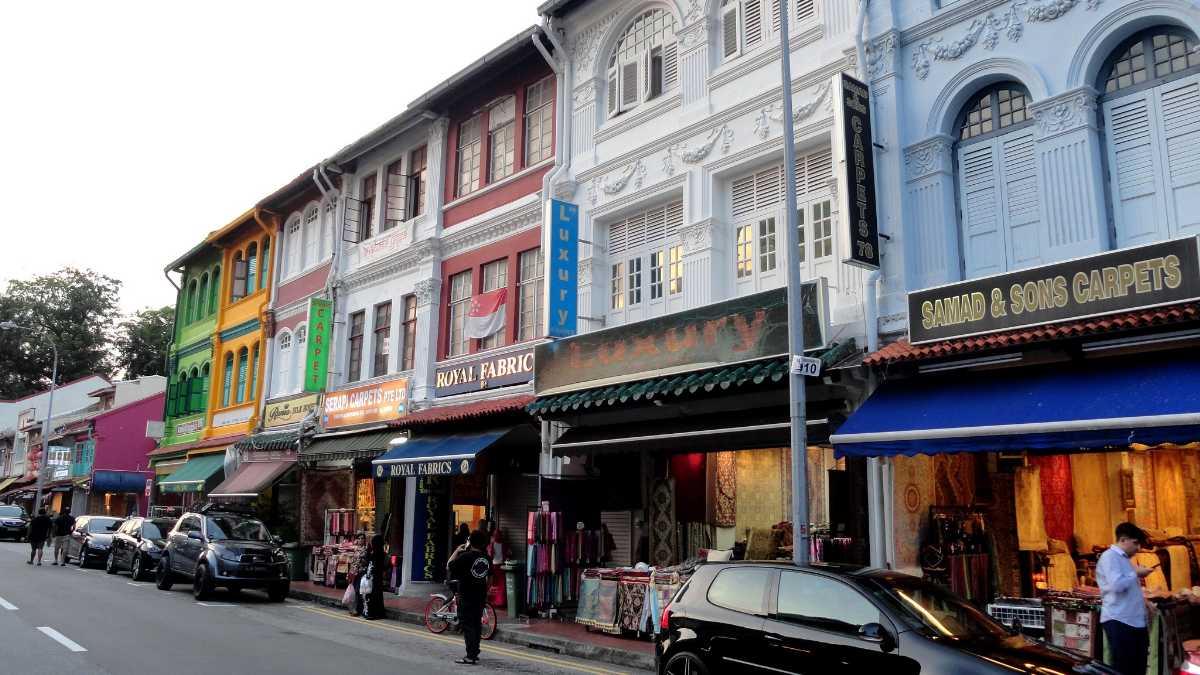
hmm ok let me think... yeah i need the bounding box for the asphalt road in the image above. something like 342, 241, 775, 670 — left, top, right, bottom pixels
0, 541, 641, 675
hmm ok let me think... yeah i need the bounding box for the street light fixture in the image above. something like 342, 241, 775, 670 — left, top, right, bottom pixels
0, 322, 58, 514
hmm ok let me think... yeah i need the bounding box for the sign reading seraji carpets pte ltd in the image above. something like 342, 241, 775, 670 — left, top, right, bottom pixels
264, 393, 320, 428
434, 347, 535, 397
304, 298, 333, 393
534, 283, 828, 394
836, 72, 880, 270
543, 199, 579, 338
909, 237, 1200, 344
322, 378, 409, 429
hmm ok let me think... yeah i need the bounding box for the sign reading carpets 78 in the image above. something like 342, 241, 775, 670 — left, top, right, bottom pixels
304, 298, 333, 393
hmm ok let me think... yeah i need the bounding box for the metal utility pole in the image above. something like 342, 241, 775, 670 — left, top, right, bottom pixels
0, 322, 58, 514
778, 1, 811, 565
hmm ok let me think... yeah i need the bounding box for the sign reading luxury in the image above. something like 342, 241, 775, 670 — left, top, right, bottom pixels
322, 378, 409, 429
434, 347, 535, 397
837, 73, 879, 270
909, 237, 1200, 344
544, 199, 579, 338
535, 283, 827, 394
304, 298, 333, 393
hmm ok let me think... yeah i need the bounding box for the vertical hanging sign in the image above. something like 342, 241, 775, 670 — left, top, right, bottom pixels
543, 199, 579, 338
304, 297, 333, 393
835, 72, 880, 270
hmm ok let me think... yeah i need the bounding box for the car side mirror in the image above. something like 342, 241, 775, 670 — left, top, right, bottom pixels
859, 623, 896, 653
187, 531, 204, 541
272, 536, 283, 546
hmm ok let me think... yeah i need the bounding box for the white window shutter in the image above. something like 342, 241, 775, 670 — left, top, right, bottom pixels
1104, 90, 1167, 247
1157, 75, 1200, 237
732, 175, 757, 218
743, 0, 763, 49
771, 0, 781, 35
795, 0, 815, 21
662, 43, 678, 91
722, 5, 740, 60
999, 131, 1043, 269
620, 59, 640, 110
607, 66, 619, 117
958, 140, 1005, 278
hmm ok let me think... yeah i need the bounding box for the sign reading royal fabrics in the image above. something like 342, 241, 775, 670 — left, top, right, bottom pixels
376, 457, 474, 479
323, 378, 409, 429
434, 347, 535, 397
264, 393, 320, 428
908, 237, 1200, 344
304, 298, 333, 393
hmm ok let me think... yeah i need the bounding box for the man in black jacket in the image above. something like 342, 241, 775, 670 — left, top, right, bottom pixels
27, 509, 51, 565
447, 530, 491, 665
51, 507, 74, 565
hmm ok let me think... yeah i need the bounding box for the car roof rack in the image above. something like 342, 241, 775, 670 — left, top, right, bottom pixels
196, 501, 257, 516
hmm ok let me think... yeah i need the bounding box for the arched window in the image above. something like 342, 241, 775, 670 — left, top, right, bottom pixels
607, 9, 678, 118
276, 330, 293, 395
246, 243, 259, 293
302, 205, 319, 270
260, 237, 271, 291
235, 347, 249, 404
222, 352, 234, 407
294, 324, 307, 393
197, 273, 209, 319
286, 215, 303, 278
209, 266, 220, 314
1100, 27, 1200, 247
186, 280, 199, 324
249, 342, 260, 401
954, 82, 1041, 278
200, 362, 210, 411
176, 370, 189, 415
231, 252, 246, 302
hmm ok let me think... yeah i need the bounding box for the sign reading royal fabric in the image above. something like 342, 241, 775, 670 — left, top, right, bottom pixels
543, 199, 579, 338
836, 73, 880, 270
323, 378, 409, 429
376, 457, 474, 478
303, 298, 333, 393
535, 282, 827, 394
435, 347, 535, 397
264, 393, 320, 428
909, 237, 1200, 344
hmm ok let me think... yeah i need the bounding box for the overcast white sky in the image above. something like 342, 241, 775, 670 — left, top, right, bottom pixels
0, 1, 540, 314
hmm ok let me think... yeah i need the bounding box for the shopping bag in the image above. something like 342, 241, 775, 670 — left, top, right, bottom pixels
359, 563, 374, 595
342, 582, 358, 609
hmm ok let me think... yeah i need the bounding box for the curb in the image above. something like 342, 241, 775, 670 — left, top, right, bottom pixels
287, 588, 655, 672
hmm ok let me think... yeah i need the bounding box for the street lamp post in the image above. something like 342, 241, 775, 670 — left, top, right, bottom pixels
0, 321, 58, 513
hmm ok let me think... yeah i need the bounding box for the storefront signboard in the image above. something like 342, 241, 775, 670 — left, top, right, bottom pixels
375, 457, 474, 478
212, 405, 254, 429
322, 378, 409, 429
836, 73, 879, 270
173, 416, 205, 436
535, 282, 827, 394
543, 198, 579, 338
303, 297, 333, 393
264, 393, 320, 428
410, 476, 449, 583
909, 237, 1200, 344
434, 347, 534, 397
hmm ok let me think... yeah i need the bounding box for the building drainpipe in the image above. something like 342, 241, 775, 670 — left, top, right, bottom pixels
251, 209, 281, 434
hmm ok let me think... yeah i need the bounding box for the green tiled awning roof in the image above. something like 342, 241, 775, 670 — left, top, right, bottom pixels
529, 340, 856, 416
301, 429, 396, 463
234, 429, 301, 452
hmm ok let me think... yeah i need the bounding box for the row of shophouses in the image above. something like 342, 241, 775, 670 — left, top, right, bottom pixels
94, 0, 1200, 605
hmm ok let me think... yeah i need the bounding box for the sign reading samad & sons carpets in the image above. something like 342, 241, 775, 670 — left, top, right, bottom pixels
535, 283, 827, 395
435, 347, 534, 397
909, 237, 1200, 345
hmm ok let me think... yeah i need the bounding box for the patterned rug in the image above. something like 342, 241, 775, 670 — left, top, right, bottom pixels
650, 478, 676, 566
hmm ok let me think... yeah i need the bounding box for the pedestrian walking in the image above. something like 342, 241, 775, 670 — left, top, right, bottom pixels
447, 530, 491, 666
26, 508, 51, 566
51, 507, 74, 566
1097, 522, 1153, 675
358, 534, 386, 621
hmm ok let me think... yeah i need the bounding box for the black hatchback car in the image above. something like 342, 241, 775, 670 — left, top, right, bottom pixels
67, 515, 124, 568
657, 562, 1118, 675
156, 506, 289, 601
106, 517, 176, 581
0, 504, 28, 541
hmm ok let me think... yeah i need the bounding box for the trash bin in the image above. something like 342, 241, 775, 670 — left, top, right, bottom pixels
283, 544, 308, 581
502, 560, 524, 617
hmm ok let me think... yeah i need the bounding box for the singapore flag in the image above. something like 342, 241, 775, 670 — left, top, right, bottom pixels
465, 288, 507, 339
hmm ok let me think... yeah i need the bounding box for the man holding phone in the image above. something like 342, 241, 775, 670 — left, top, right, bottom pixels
1097, 522, 1154, 675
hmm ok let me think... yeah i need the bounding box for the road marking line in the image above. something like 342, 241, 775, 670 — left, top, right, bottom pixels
0, 597, 17, 610
126, 582, 146, 587
299, 605, 627, 675
195, 602, 237, 607
37, 627, 87, 652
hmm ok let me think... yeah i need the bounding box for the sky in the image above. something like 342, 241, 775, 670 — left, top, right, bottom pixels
0, 0, 541, 315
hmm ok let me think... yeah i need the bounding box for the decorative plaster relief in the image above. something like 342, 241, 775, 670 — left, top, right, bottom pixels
588, 159, 646, 205
1031, 89, 1097, 138
414, 278, 437, 307
866, 32, 897, 80
679, 19, 711, 49
904, 136, 954, 181
681, 220, 714, 254
753, 80, 833, 140
577, 259, 593, 286
573, 80, 598, 106
571, 11, 619, 76
684, 0, 703, 24
912, 0, 1101, 80
552, 180, 579, 200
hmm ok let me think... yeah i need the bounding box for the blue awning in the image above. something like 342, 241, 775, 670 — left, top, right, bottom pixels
91, 470, 150, 494
371, 428, 511, 478
831, 355, 1200, 457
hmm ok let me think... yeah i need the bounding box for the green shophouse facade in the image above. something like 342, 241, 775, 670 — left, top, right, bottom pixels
161, 244, 221, 448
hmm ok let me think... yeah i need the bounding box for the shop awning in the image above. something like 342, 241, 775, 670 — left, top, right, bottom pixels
371, 428, 511, 477
209, 458, 296, 499
0, 477, 19, 494
158, 454, 225, 494
831, 355, 1200, 458
233, 429, 301, 452
302, 429, 395, 463
91, 470, 149, 494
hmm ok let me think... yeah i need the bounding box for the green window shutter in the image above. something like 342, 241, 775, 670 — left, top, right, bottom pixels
166, 383, 178, 417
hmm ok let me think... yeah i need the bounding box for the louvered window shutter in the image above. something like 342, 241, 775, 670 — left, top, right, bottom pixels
663, 43, 678, 91
732, 175, 757, 218
743, 0, 763, 49
795, 0, 815, 21
771, 0, 781, 35
620, 60, 640, 110
665, 201, 684, 237
805, 148, 833, 196
607, 66, 619, 117
722, 5, 740, 59
166, 383, 177, 417
1103, 90, 1165, 247
958, 140, 1005, 278
999, 131, 1043, 269
1157, 75, 1200, 236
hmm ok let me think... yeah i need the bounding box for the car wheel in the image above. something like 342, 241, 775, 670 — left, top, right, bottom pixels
267, 582, 288, 603
193, 563, 214, 601
155, 557, 174, 591
663, 652, 710, 675
105, 551, 117, 574
130, 554, 144, 582
77, 545, 88, 568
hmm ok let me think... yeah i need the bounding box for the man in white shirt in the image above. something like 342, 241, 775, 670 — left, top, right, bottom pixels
1096, 522, 1153, 675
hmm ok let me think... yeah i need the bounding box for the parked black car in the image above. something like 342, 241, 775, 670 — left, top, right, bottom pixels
67, 515, 124, 568
106, 517, 176, 581
0, 504, 29, 541
656, 562, 1118, 675
156, 506, 289, 601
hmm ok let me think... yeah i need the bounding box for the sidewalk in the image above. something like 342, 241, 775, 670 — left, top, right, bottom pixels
288, 580, 655, 672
